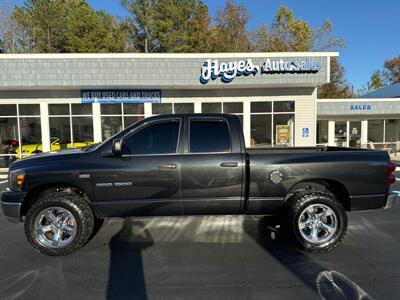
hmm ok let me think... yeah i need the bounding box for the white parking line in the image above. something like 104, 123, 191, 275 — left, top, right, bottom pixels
396, 178, 400, 182
0, 180, 7, 184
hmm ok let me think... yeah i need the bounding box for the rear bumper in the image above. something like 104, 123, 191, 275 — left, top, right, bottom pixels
0, 189, 24, 223
385, 191, 399, 209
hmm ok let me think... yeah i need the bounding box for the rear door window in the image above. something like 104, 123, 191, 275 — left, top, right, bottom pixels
190, 120, 231, 153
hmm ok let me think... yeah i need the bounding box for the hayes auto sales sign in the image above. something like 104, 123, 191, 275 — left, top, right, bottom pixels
200, 58, 321, 84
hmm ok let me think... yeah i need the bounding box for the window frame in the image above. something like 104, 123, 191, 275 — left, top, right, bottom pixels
188, 117, 232, 154
121, 118, 183, 157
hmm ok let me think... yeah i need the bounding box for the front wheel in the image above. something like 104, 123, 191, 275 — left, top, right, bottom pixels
24, 191, 94, 256
285, 190, 348, 253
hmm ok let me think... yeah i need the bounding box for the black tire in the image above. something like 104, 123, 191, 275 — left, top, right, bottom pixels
284, 190, 347, 253
24, 190, 95, 256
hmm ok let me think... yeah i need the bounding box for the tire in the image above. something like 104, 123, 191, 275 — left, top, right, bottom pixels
284, 190, 347, 253
24, 190, 95, 256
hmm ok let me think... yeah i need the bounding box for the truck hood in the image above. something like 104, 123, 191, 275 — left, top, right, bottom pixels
10, 148, 86, 170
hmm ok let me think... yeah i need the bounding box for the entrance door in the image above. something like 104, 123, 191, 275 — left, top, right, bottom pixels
92, 118, 183, 217
349, 121, 361, 148
335, 121, 347, 147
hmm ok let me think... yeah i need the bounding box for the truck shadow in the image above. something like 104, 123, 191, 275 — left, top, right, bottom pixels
242, 216, 371, 299
107, 218, 154, 300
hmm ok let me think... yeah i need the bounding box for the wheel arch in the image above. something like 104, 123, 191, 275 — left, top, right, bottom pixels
285, 179, 351, 211
22, 183, 93, 217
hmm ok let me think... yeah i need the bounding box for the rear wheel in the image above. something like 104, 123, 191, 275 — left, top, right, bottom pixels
24, 190, 94, 256
285, 190, 347, 253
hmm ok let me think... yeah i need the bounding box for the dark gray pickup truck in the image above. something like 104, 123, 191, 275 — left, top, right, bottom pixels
1, 113, 397, 255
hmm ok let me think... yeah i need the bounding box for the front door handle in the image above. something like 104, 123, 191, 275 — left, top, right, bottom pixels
158, 163, 177, 170
220, 161, 239, 168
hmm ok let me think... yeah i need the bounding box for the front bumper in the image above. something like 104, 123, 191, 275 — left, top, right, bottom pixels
385, 191, 400, 209
0, 189, 24, 223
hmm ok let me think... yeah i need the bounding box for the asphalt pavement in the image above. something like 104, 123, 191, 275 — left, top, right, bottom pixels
0, 177, 399, 300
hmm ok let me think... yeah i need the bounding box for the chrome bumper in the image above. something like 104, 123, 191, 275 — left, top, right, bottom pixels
385, 191, 400, 209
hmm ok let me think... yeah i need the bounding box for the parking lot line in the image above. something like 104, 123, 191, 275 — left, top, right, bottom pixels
0, 180, 7, 184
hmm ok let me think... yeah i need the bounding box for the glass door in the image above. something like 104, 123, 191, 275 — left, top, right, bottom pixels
335, 121, 347, 147
349, 121, 361, 148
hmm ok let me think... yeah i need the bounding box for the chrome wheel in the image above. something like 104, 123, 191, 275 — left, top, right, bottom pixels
297, 204, 338, 246
33, 207, 77, 249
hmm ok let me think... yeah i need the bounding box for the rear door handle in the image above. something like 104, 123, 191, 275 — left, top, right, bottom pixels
158, 163, 177, 170
220, 161, 239, 168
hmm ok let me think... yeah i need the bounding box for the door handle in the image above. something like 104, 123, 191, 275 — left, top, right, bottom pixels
220, 161, 239, 168
158, 163, 177, 170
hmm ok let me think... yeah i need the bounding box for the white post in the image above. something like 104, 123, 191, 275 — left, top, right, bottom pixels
92, 103, 102, 142
361, 120, 368, 148
40, 103, 50, 152
243, 101, 251, 147
144, 103, 152, 117
328, 120, 335, 146
194, 101, 201, 113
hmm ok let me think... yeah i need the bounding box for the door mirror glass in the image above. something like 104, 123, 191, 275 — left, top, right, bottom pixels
112, 139, 122, 156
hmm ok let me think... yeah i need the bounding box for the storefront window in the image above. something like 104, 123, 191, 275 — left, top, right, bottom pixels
49, 117, 71, 147
50, 103, 93, 149
19, 117, 42, 157
174, 103, 194, 113
72, 117, 93, 146
101, 104, 144, 139
0, 104, 41, 166
274, 114, 294, 147
49, 104, 69, 115
102, 116, 122, 140
273, 101, 295, 113
385, 119, 400, 143
152, 103, 172, 114
202, 103, 222, 113
223, 102, 243, 114
124, 103, 144, 127
368, 120, 384, 143
0, 117, 18, 167
250, 101, 294, 147
317, 121, 328, 144
251, 102, 272, 113
251, 115, 272, 147
0, 105, 17, 116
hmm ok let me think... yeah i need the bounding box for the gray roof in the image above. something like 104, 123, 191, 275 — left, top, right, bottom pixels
360, 83, 400, 98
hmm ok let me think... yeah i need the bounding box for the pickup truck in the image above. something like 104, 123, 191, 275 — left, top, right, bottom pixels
1, 113, 397, 256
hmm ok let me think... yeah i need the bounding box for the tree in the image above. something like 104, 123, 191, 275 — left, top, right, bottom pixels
208, 0, 252, 52
121, 0, 210, 53
66, 4, 127, 53
318, 57, 352, 98
121, 0, 156, 52
0, 0, 33, 53
367, 71, 385, 91
252, 6, 349, 98
383, 55, 400, 84
13, 0, 73, 53
253, 6, 312, 52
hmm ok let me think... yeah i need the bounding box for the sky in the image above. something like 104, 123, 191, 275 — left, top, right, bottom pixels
15, 0, 400, 91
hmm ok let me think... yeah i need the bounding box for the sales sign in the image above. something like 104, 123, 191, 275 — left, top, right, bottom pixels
81, 89, 161, 104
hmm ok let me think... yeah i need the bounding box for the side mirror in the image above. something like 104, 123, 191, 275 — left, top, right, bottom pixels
112, 139, 122, 157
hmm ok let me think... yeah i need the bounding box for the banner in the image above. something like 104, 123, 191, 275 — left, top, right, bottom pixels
81, 89, 161, 104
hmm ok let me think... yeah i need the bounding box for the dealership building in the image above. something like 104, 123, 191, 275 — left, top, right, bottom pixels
0, 52, 399, 167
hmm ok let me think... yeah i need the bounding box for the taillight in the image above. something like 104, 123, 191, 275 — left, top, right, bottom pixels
387, 162, 396, 186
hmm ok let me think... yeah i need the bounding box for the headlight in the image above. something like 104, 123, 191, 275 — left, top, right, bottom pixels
9, 169, 25, 191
